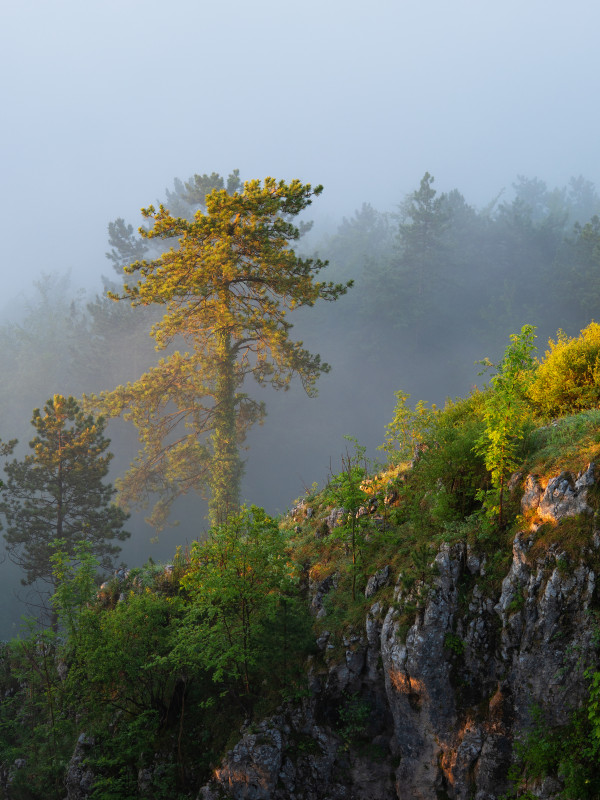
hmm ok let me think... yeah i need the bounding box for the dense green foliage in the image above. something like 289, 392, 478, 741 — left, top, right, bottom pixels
406, 393, 488, 531
177, 505, 303, 696
3, 324, 600, 796
507, 686, 600, 799
0, 508, 312, 799
475, 324, 537, 526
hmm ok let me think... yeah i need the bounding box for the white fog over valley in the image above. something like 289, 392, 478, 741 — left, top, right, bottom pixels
1, 0, 599, 637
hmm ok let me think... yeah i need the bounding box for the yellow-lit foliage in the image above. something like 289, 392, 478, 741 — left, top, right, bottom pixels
360, 464, 405, 495
89, 178, 351, 529
529, 322, 600, 417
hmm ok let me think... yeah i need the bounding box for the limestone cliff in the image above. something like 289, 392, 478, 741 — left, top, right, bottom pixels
198, 465, 600, 800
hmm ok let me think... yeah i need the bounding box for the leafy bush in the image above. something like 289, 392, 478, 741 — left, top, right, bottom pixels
0, 508, 314, 799
444, 632, 465, 656
401, 393, 487, 531
381, 391, 438, 463
508, 702, 600, 799
177, 505, 307, 698
0, 629, 76, 800
529, 322, 600, 417
69, 590, 184, 723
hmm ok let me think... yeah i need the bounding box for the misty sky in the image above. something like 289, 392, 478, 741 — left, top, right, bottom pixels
2, 0, 599, 303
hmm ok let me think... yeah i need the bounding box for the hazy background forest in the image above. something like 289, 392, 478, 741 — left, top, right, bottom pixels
1, 169, 600, 636
2, 0, 600, 637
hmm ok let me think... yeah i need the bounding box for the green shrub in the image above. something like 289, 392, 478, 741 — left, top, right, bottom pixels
337, 692, 371, 749
322, 438, 372, 601
444, 632, 465, 656
381, 390, 438, 463
402, 393, 488, 531
508, 702, 600, 800
0, 629, 77, 800
529, 322, 600, 417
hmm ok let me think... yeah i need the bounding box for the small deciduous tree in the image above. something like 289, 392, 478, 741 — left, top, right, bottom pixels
92, 177, 351, 527
0, 395, 129, 619
380, 390, 438, 463
475, 325, 537, 527
178, 505, 295, 697
325, 438, 371, 601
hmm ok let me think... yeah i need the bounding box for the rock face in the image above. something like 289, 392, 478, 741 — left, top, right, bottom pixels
199, 467, 600, 800
521, 462, 596, 524
64, 734, 96, 800
365, 565, 391, 599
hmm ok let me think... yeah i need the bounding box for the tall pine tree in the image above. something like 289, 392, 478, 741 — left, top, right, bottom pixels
91, 177, 351, 527
0, 395, 129, 604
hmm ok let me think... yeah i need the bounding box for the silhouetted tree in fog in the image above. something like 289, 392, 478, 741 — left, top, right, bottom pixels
0, 395, 129, 621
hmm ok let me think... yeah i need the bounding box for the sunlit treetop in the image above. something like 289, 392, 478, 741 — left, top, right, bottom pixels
96, 177, 352, 528
110, 177, 350, 394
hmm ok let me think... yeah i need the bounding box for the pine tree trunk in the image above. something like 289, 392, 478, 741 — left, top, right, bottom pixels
209, 328, 242, 526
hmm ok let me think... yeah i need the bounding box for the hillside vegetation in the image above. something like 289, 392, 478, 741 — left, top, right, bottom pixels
3, 323, 600, 799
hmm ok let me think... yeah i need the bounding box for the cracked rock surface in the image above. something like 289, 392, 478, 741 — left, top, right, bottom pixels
197, 467, 600, 799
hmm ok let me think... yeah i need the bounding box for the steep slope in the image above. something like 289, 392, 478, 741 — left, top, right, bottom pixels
199, 464, 600, 800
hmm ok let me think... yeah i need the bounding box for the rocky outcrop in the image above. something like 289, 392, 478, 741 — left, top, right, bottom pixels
365, 565, 391, 599
198, 713, 341, 800
199, 467, 600, 800
199, 691, 396, 800
64, 734, 95, 800
310, 573, 339, 619
521, 462, 596, 524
